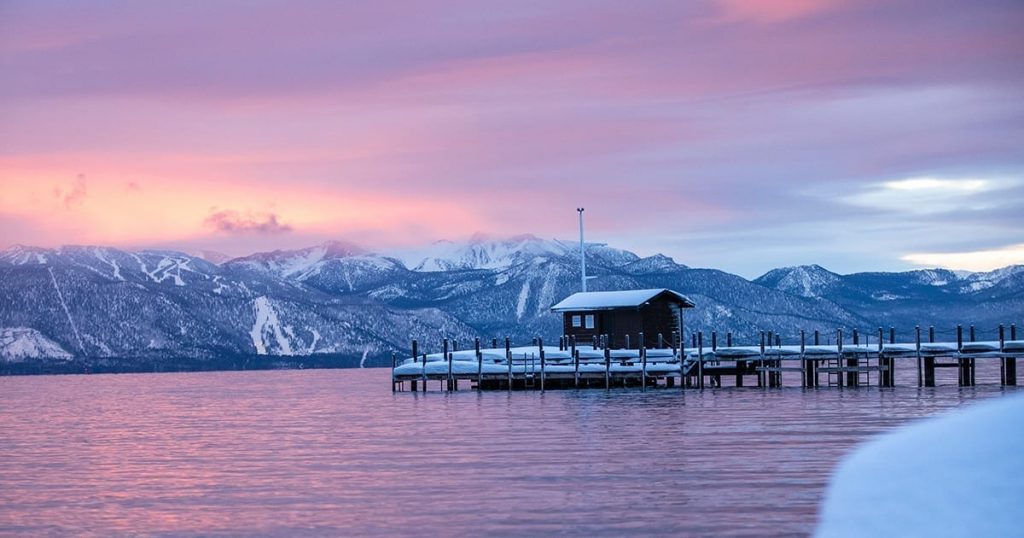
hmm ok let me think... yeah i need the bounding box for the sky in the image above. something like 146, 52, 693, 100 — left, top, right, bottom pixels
1, 0, 1022, 278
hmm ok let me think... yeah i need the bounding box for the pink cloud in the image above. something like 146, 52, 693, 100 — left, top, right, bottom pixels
204, 209, 293, 235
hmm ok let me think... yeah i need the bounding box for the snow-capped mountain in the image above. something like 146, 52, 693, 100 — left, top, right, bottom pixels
753, 265, 842, 298
1, 238, 1021, 371
388, 234, 624, 272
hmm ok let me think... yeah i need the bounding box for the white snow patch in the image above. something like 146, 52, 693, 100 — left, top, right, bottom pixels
249, 296, 294, 356
515, 279, 531, 320
816, 394, 1024, 537
93, 248, 124, 281
0, 327, 73, 361
307, 329, 321, 354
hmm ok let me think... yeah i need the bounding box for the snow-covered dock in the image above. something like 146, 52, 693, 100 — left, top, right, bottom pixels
392, 326, 1022, 391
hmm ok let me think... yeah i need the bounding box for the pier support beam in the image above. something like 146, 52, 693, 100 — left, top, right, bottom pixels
924, 357, 936, 387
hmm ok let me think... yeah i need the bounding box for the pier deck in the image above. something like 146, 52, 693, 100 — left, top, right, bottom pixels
392, 332, 1023, 391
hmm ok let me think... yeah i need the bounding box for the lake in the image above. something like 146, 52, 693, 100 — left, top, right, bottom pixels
0, 368, 1018, 536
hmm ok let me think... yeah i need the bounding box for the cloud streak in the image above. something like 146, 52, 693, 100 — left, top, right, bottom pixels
204, 209, 292, 235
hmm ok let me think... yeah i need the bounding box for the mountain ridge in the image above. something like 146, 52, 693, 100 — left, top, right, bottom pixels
1, 238, 1020, 369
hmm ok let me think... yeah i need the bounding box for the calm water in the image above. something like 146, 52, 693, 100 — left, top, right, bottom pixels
1, 367, 1019, 537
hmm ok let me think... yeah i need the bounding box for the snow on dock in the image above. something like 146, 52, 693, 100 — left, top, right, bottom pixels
392, 327, 1023, 391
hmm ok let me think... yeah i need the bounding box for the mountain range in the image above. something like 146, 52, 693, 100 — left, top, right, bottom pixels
1, 235, 1021, 372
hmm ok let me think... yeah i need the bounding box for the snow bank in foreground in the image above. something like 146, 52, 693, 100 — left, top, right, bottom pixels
815, 393, 1024, 538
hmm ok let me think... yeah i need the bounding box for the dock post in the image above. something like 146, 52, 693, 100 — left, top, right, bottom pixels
505, 337, 512, 390
957, 325, 966, 386
836, 329, 844, 387
475, 337, 482, 390
801, 330, 809, 388
592, 335, 598, 349
969, 325, 977, 386
640, 332, 647, 390
422, 353, 428, 392
732, 331, 743, 387
848, 329, 859, 387
444, 338, 452, 391
814, 330, 820, 346
1003, 324, 1017, 386
915, 326, 921, 387
1000, 324, 1006, 386
571, 335, 578, 389
697, 331, 704, 390
758, 331, 766, 388
492, 337, 498, 350
625, 334, 630, 351
538, 337, 545, 392
392, 352, 397, 392
1006, 324, 1017, 386
711, 332, 720, 387
879, 328, 889, 387
658, 333, 664, 349
574, 348, 580, 389
604, 337, 611, 390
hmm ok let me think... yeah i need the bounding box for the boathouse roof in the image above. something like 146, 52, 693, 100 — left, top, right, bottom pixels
550, 288, 695, 312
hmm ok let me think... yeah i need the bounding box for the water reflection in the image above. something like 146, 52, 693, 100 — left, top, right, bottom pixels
0, 368, 1018, 536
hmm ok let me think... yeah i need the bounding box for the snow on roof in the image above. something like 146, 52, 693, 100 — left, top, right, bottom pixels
550, 288, 695, 312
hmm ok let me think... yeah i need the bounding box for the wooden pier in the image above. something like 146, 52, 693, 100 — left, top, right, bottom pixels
392, 325, 1022, 392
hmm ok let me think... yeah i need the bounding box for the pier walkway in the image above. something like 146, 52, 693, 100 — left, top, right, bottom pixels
392, 327, 1022, 392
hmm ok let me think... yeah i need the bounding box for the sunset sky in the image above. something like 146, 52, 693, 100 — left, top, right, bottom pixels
1, 0, 1022, 277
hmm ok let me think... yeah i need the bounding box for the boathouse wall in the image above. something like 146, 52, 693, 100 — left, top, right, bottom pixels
561, 295, 683, 349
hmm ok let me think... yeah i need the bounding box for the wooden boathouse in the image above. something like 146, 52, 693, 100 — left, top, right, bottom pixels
550, 289, 695, 349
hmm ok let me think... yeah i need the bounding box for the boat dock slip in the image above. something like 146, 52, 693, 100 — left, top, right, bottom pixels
391, 326, 1022, 391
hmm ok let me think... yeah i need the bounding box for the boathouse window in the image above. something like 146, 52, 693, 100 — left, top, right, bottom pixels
572, 315, 582, 328
585, 315, 595, 329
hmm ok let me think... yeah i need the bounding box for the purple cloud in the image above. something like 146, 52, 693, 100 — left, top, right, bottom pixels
204, 209, 292, 234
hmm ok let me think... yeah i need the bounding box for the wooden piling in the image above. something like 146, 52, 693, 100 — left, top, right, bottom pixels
836, 329, 844, 387
758, 331, 766, 388
711, 331, 721, 387
505, 337, 512, 389
697, 331, 704, 390
1013, 324, 1020, 384
571, 335, 579, 389
444, 338, 452, 391
727, 332, 733, 347
916, 326, 923, 387
538, 337, 545, 392
969, 325, 976, 386
475, 337, 482, 389
391, 352, 397, 392
640, 332, 647, 390
801, 330, 809, 388
421, 353, 427, 392
814, 330, 820, 346
604, 337, 611, 390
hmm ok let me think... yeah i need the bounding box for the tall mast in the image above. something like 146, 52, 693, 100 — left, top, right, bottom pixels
577, 207, 587, 292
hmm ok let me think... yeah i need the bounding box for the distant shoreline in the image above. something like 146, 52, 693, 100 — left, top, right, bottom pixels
0, 354, 388, 376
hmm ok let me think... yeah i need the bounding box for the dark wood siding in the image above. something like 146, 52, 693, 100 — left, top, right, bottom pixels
559, 291, 686, 349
